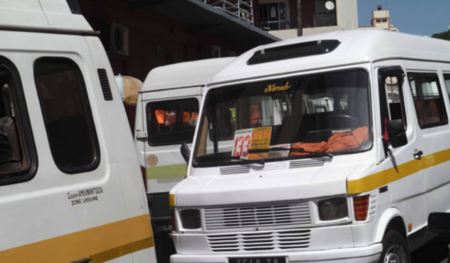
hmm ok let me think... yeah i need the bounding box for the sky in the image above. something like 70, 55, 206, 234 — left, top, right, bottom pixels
358, 0, 450, 36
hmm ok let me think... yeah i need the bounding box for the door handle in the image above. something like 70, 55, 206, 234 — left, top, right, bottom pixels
414, 150, 423, 160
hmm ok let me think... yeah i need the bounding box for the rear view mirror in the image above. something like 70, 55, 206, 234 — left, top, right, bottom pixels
386, 119, 407, 148
428, 212, 450, 234
180, 142, 191, 163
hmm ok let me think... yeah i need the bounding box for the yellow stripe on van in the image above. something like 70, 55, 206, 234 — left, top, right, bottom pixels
0, 214, 154, 263
347, 148, 450, 194
146, 164, 187, 180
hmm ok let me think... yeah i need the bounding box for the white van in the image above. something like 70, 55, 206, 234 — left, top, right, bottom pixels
169, 30, 450, 263
133, 58, 235, 255
0, 1, 155, 262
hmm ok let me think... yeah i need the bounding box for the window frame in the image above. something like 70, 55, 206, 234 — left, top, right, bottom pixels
444, 73, 450, 97
146, 98, 199, 147
34, 57, 100, 174
407, 72, 448, 129
0, 56, 38, 185
378, 67, 407, 139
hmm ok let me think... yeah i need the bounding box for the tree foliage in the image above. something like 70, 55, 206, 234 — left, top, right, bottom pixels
432, 29, 450, 41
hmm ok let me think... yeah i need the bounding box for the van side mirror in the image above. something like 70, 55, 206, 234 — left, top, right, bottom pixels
428, 212, 450, 234
180, 142, 191, 163
386, 119, 407, 148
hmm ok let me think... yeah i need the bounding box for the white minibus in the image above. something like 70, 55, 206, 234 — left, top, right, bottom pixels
170, 29, 450, 263
133, 58, 235, 259
0, 1, 155, 262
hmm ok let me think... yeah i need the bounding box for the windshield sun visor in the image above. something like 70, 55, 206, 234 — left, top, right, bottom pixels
247, 40, 341, 65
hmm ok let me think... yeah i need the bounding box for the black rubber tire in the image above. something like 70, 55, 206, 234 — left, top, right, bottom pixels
378, 230, 412, 263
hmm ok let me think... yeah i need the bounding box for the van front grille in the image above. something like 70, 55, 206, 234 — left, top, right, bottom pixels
207, 229, 311, 253
204, 201, 311, 230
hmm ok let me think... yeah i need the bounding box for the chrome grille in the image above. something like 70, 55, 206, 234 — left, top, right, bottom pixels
207, 229, 311, 252
204, 202, 311, 230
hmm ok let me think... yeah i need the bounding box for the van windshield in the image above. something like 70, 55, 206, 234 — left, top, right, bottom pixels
193, 69, 371, 166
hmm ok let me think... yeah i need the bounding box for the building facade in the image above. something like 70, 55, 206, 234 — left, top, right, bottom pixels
255, 0, 358, 40
77, 0, 277, 81
360, 5, 398, 32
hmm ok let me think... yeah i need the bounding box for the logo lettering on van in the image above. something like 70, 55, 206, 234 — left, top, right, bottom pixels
264, 82, 291, 93
67, 187, 104, 206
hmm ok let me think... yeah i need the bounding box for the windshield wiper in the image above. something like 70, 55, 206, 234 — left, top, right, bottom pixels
248, 147, 333, 158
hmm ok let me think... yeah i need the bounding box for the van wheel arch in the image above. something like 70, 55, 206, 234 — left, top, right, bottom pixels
383, 216, 407, 239
375, 208, 408, 243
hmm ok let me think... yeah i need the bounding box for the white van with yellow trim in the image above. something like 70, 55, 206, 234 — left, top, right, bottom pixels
169, 30, 450, 263
134, 58, 235, 230
0, 1, 155, 262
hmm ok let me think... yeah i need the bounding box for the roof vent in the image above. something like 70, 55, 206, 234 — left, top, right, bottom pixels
247, 40, 340, 65
97, 69, 113, 101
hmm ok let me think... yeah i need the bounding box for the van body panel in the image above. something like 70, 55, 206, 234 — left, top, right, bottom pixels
0, 22, 154, 263
174, 157, 364, 207
136, 89, 202, 194
0, 0, 92, 32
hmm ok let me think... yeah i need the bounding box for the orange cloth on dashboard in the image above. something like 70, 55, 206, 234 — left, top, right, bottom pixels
326, 127, 369, 153
290, 141, 328, 156
289, 126, 369, 156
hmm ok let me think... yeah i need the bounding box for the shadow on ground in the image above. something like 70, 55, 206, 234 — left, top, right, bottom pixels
412, 235, 449, 263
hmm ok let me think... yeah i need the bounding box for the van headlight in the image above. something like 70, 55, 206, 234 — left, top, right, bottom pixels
318, 198, 348, 221
180, 209, 201, 229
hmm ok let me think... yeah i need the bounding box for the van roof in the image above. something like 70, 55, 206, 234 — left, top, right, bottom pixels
142, 57, 236, 91
211, 29, 450, 85
0, 1, 92, 33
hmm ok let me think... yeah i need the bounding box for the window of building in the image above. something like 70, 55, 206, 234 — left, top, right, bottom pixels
0, 58, 37, 184
147, 98, 198, 146
408, 73, 448, 128
259, 2, 290, 30
382, 19, 387, 22
316, 0, 337, 27
379, 68, 407, 141
444, 74, 450, 99
376, 19, 382, 23
35, 58, 100, 174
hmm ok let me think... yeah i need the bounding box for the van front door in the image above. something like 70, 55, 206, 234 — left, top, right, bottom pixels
378, 66, 426, 250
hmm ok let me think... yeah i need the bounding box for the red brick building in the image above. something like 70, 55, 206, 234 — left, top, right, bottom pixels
77, 0, 278, 81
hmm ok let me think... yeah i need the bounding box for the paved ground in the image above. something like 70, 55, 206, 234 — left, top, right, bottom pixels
412, 235, 449, 263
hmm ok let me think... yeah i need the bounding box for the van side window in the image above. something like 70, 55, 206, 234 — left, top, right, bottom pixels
408, 73, 448, 128
0, 58, 37, 184
35, 58, 100, 174
444, 74, 450, 98
379, 68, 406, 141
146, 98, 198, 146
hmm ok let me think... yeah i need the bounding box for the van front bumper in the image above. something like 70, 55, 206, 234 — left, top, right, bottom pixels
170, 243, 382, 263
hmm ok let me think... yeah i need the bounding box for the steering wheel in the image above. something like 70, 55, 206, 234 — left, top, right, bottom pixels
322, 114, 359, 129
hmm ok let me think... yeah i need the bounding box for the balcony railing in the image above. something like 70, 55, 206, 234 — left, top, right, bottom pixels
202, 0, 254, 25
261, 13, 337, 31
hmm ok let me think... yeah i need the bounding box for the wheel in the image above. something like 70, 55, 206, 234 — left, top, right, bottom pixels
378, 230, 411, 263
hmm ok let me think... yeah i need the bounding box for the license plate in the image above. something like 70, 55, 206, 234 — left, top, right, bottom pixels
229, 257, 286, 263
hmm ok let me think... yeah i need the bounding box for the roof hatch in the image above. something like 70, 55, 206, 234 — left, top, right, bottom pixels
247, 40, 341, 65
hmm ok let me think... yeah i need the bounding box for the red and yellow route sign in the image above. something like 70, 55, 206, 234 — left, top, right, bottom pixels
232, 127, 272, 160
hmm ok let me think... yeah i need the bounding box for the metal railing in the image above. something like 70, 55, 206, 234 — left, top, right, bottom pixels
202, 0, 254, 25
